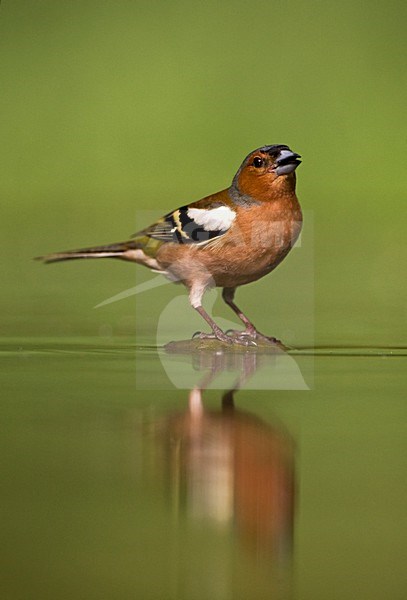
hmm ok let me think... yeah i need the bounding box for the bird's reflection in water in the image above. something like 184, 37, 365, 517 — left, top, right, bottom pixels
151, 346, 295, 599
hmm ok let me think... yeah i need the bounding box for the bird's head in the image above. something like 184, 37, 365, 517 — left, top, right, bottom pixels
231, 145, 301, 202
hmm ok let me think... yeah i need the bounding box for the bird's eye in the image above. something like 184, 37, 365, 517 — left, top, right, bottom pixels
252, 157, 263, 168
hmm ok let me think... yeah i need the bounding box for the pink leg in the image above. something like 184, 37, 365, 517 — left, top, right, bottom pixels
194, 305, 235, 344
189, 283, 254, 346
222, 287, 281, 344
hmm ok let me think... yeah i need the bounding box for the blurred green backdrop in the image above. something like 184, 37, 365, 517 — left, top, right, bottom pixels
1, 0, 406, 346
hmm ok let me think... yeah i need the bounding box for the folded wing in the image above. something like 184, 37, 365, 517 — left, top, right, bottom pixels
135, 203, 237, 246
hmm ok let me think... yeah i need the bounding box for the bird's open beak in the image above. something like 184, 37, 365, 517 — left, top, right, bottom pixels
274, 150, 301, 176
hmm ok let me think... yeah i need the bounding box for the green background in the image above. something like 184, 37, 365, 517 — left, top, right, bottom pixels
1, 0, 406, 345
1, 3, 406, 600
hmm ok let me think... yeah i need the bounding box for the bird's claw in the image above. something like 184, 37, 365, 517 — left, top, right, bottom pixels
230, 336, 257, 347
192, 330, 256, 347
193, 331, 221, 341
193, 331, 210, 339
225, 328, 251, 338
225, 328, 282, 346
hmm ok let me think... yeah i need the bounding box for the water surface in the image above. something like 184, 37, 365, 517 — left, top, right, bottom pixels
1, 339, 405, 600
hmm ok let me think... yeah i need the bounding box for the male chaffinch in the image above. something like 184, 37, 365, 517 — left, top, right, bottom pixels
39, 145, 302, 345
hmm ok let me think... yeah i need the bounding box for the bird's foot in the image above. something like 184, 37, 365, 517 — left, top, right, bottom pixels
225, 327, 283, 347
192, 330, 256, 347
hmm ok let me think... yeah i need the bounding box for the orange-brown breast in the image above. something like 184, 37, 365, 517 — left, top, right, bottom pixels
209, 194, 302, 287
156, 191, 302, 289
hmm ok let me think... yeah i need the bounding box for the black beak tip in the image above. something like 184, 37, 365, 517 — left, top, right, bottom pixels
274, 150, 302, 175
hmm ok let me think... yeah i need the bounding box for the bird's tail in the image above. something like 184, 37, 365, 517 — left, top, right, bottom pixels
36, 240, 139, 264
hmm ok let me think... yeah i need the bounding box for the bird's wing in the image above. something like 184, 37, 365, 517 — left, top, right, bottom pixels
133, 196, 237, 248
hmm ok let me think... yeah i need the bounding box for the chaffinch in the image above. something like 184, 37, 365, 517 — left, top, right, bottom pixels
40, 145, 302, 345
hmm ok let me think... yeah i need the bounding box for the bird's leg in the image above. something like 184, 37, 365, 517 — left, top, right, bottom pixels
189, 283, 254, 346
222, 287, 281, 344
194, 305, 235, 344
222, 287, 255, 333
